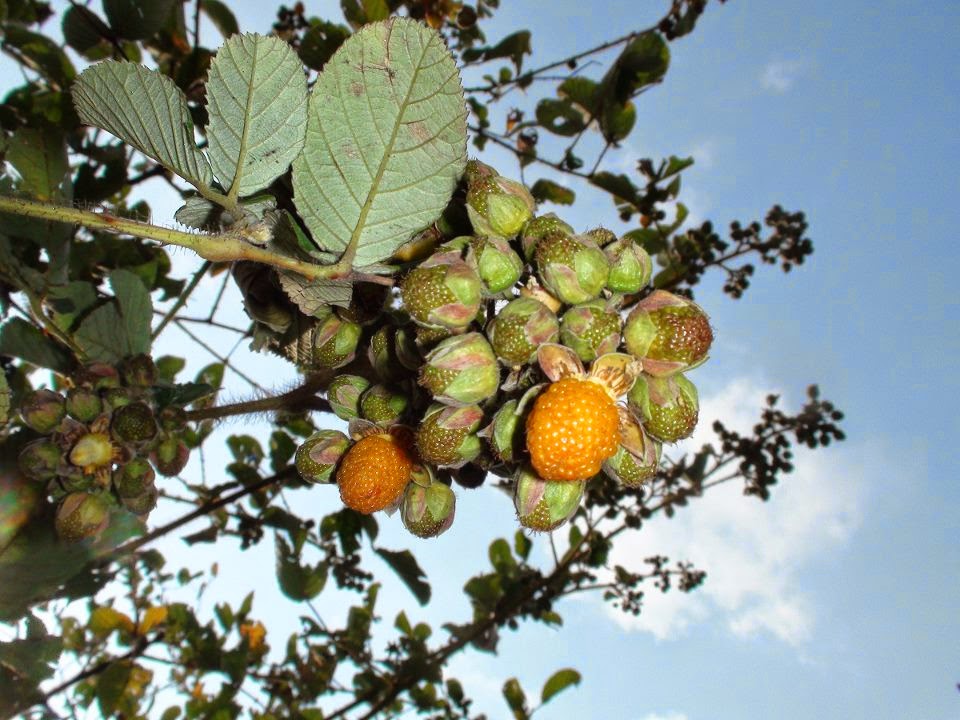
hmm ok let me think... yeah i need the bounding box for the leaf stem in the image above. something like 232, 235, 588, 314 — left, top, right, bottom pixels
0, 195, 351, 281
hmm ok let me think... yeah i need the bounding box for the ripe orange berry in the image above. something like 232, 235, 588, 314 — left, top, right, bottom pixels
525, 377, 620, 481
337, 434, 414, 514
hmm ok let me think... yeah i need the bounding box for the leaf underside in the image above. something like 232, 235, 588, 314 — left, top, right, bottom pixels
206, 33, 308, 197
73, 61, 213, 190
292, 17, 468, 270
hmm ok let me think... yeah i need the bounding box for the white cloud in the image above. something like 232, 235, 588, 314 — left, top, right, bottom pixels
688, 139, 719, 170
760, 60, 804, 93
599, 377, 865, 646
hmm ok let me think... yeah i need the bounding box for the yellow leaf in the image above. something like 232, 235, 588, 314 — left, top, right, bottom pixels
138, 606, 168, 635
88, 607, 134, 637
239, 620, 266, 650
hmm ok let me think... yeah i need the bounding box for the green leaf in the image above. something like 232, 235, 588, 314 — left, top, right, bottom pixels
155, 356, 185, 382
200, 0, 239, 38
75, 302, 125, 363
110, 269, 152, 356
0, 318, 72, 373
48, 281, 98, 331
489, 538, 516, 575
599, 100, 636, 142
558, 76, 599, 113
375, 547, 431, 605
535, 98, 585, 137
275, 535, 326, 601
292, 18, 467, 269
206, 34, 308, 197
2, 24, 76, 88
470, 30, 531, 72
604, 31, 670, 103
278, 272, 352, 313
7, 127, 68, 202
664, 155, 694, 178
530, 179, 574, 205
62, 5, 112, 58
96, 660, 132, 716
589, 171, 641, 206
103, 0, 176, 40
73, 61, 213, 191
513, 530, 531, 560
502, 678, 527, 718
540, 668, 581, 704
299, 19, 350, 71
341, 0, 389, 29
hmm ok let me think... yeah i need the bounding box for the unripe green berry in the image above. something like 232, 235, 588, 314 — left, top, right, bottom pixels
55, 492, 110, 542
513, 466, 584, 532
486, 297, 559, 366
66, 387, 103, 423
326, 375, 371, 421
295, 430, 349, 483
559, 301, 622, 362
401, 481, 456, 538
111, 402, 157, 443
20, 390, 66, 433
18, 439, 62, 481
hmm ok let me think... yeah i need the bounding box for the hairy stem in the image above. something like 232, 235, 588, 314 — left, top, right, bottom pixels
0, 196, 353, 281
184, 375, 333, 421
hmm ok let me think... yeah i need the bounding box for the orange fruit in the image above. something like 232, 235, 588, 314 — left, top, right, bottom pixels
525, 377, 620, 481
336, 434, 414, 514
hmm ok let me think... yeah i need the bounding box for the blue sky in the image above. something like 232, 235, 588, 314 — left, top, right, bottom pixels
3, 1, 959, 718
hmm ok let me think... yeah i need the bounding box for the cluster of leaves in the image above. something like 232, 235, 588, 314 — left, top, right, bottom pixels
0, 1, 844, 718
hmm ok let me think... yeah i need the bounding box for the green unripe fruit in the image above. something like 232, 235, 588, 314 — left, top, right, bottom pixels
326, 375, 371, 421
69, 432, 114, 470
158, 406, 187, 432
486, 297, 559, 366
111, 402, 157, 443
66, 387, 103, 423
151, 434, 190, 477
471, 235, 523, 293
20, 389, 66, 433
520, 213, 575, 261
401, 481, 456, 538
312, 312, 362, 369
102, 387, 134, 410
603, 441, 661, 488
628, 373, 699, 443
416, 405, 483, 468
465, 160, 535, 238
513, 466, 584, 532
55, 492, 110, 542
121, 486, 158, 515
295, 430, 349, 483
623, 290, 713, 376
18, 439, 62, 481
604, 236, 652, 294
486, 399, 523, 463
419, 332, 500, 406
75, 363, 120, 391
400, 253, 482, 331
535, 233, 610, 305
560, 301, 622, 362
113, 458, 156, 498
359, 385, 408, 426
120, 354, 156, 387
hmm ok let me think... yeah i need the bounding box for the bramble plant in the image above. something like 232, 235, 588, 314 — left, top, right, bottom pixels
0, 1, 845, 718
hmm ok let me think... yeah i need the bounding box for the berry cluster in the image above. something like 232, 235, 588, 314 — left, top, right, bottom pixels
289, 160, 714, 537
14, 356, 193, 542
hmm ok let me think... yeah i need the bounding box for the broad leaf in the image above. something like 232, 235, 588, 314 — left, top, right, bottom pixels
6, 127, 68, 202
0, 319, 72, 374
299, 20, 350, 71
110, 269, 152, 356
1, 24, 75, 88
292, 18, 467, 269
530, 179, 574, 205
275, 535, 326, 601
199, 0, 238, 38
73, 61, 213, 191
375, 547, 431, 605
206, 34, 308, 197
279, 272, 352, 313
540, 668, 581, 703
62, 5, 112, 59
102, 0, 176, 40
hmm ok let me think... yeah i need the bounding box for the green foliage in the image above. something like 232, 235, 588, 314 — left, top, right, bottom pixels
0, 2, 843, 718
73, 62, 214, 192
292, 18, 468, 268
205, 33, 308, 197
